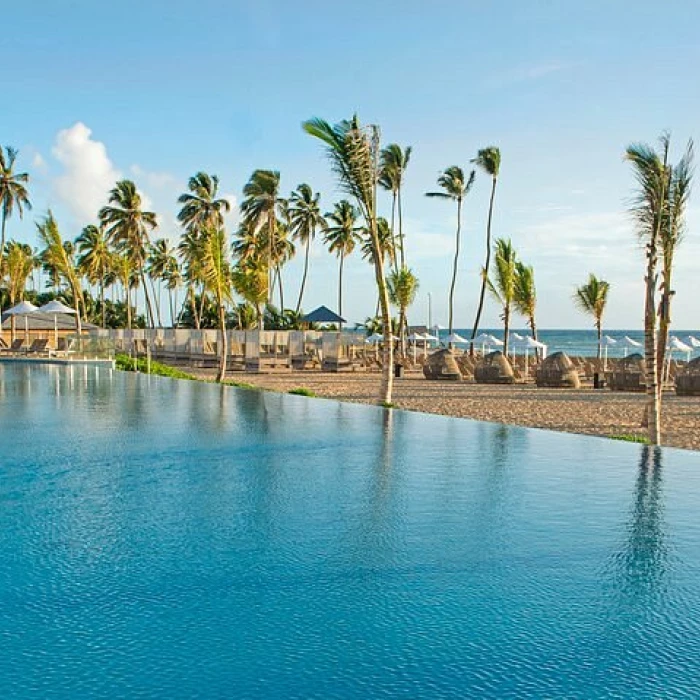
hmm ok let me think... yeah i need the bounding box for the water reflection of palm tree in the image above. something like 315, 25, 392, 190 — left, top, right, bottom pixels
610, 446, 668, 603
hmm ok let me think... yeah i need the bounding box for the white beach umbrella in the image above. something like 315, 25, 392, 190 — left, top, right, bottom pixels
621, 335, 642, 357
519, 336, 547, 375
446, 332, 468, 344
4, 300, 39, 343
667, 336, 693, 378
686, 335, 700, 349
37, 300, 77, 348
407, 332, 426, 341
365, 333, 383, 344
600, 335, 618, 370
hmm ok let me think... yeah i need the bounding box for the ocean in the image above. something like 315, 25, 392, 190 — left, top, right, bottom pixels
442, 328, 700, 359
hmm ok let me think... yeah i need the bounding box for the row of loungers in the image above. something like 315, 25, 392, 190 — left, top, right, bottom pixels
0, 338, 54, 355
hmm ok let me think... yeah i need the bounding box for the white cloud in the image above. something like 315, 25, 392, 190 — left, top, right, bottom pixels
31, 152, 47, 172
52, 122, 121, 224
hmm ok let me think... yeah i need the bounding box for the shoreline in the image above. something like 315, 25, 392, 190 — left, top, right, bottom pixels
163, 364, 699, 452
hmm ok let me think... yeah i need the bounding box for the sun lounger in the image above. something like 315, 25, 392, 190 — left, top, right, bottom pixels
1, 339, 26, 354
26, 338, 49, 355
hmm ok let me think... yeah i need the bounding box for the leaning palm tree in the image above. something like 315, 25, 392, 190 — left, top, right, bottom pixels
379, 144, 412, 270
201, 227, 233, 382
425, 166, 476, 335
36, 212, 85, 333
303, 115, 395, 404
487, 238, 518, 356
625, 134, 694, 446
99, 180, 157, 327
573, 273, 610, 360
514, 261, 538, 345
469, 146, 501, 354
0, 147, 31, 268
387, 267, 419, 358
288, 183, 324, 313
76, 224, 111, 328
323, 200, 361, 324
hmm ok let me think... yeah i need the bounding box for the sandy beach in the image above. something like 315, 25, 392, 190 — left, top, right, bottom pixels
184, 367, 700, 452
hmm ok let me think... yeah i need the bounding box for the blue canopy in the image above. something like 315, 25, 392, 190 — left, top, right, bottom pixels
302, 305, 346, 324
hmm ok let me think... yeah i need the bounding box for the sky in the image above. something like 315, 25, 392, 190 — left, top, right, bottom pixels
3, 0, 700, 329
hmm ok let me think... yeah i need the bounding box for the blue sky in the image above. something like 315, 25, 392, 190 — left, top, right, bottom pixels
4, 0, 699, 329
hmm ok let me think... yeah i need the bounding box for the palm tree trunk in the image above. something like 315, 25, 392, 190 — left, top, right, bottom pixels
216, 302, 228, 382
0, 213, 6, 340
657, 268, 672, 387
100, 281, 105, 328
398, 187, 406, 269
530, 315, 539, 361
149, 276, 162, 327
276, 265, 284, 312
338, 253, 344, 324
470, 175, 498, 355
503, 305, 510, 356
389, 192, 399, 275
296, 237, 312, 314
644, 243, 661, 445
188, 285, 200, 329
168, 288, 175, 328
140, 269, 155, 328
198, 283, 207, 327
125, 285, 132, 329
597, 321, 602, 360
447, 198, 462, 336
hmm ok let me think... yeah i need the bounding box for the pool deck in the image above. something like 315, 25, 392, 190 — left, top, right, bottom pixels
0, 355, 115, 368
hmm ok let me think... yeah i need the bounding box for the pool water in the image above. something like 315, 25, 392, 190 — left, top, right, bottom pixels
1, 364, 700, 698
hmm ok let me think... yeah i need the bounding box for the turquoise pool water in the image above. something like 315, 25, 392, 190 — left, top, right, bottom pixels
1, 364, 700, 698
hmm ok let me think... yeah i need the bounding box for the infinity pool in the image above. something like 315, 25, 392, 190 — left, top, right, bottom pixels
1, 364, 700, 698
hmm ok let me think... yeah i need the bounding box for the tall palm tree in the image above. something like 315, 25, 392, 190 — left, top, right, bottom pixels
425, 166, 476, 336
288, 183, 324, 313
487, 238, 518, 355
387, 267, 419, 358
625, 134, 694, 446
76, 224, 111, 328
470, 146, 501, 354
240, 169, 283, 305
0, 147, 31, 271
3, 241, 34, 340
573, 273, 610, 360
657, 140, 694, 383
379, 144, 412, 271
304, 115, 395, 404
99, 180, 157, 327
36, 212, 84, 333
147, 238, 180, 327
514, 261, 538, 344
113, 252, 134, 329
323, 200, 361, 324
201, 227, 233, 382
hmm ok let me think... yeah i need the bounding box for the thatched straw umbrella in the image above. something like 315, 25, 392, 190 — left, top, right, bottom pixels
474, 350, 515, 384
423, 348, 462, 381
535, 351, 580, 388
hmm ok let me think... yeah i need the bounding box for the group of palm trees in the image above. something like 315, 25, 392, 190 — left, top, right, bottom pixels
1, 123, 694, 442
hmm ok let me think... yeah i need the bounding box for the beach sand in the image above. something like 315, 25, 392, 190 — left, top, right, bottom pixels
185, 367, 700, 451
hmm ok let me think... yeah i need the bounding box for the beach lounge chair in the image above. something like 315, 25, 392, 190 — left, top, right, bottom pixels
26, 338, 49, 355
1, 338, 25, 354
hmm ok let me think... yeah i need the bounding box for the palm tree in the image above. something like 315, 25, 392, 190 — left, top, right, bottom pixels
625, 134, 694, 446
573, 273, 610, 360
3, 241, 34, 340
147, 238, 179, 327
76, 224, 111, 328
36, 212, 84, 333
177, 172, 231, 230
514, 261, 538, 345
240, 169, 283, 305
387, 267, 419, 358
425, 166, 476, 336
113, 253, 134, 329
288, 183, 324, 313
657, 140, 694, 383
362, 217, 395, 316
303, 115, 395, 404
487, 238, 518, 355
201, 227, 233, 382
231, 257, 268, 329
0, 147, 31, 271
379, 144, 412, 270
470, 146, 501, 354
323, 200, 361, 325
269, 205, 295, 312
162, 254, 182, 327
99, 180, 157, 327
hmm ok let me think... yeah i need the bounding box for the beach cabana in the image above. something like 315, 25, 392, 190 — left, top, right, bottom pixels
535, 351, 580, 388
423, 348, 461, 381
606, 352, 645, 392
676, 357, 700, 396
302, 306, 346, 326
474, 351, 515, 385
